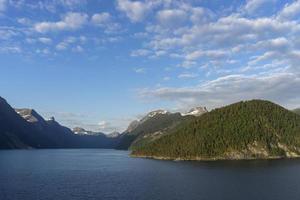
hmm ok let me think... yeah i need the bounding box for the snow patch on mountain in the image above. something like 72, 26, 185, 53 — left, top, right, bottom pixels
181, 107, 208, 116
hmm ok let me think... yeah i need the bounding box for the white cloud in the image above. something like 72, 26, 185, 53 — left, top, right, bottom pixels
59, 0, 86, 8
190, 7, 215, 24
185, 50, 228, 61
139, 72, 300, 109
141, 5, 300, 78
56, 42, 67, 50
38, 37, 52, 45
134, 67, 146, 74
278, 0, 300, 20
72, 45, 84, 53
157, 9, 187, 27
91, 12, 121, 33
150, 15, 299, 51
131, 49, 151, 57
0, 46, 21, 53
17, 18, 32, 26
117, 0, 158, 22
96, 119, 129, 132
178, 73, 198, 79
55, 36, 79, 51
244, 0, 275, 14
91, 12, 111, 25
251, 37, 290, 53
9, 0, 86, 12
0, 28, 18, 39
34, 12, 88, 33
98, 121, 110, 129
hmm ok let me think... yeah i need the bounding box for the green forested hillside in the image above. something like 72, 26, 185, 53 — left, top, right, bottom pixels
294, 108, 300, 115
132, 100, 300, 160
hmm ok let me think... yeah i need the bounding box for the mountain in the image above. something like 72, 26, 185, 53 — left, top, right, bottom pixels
293, 108, 300, 115
15, 109, 45, 123
181, 106, 208, 116
0, 97, 52, 149
132, 100, 300, 161
70, 127, 120, 148
107, 131, 120, 138
73, 127, 90, 135
0, 97, 120, 149
72, 127, 105, 136
115, 109, 198, 150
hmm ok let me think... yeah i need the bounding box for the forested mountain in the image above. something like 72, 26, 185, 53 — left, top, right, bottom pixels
132, 100, 300, 160
294, 108, 300, 115
0, 97, 120, 149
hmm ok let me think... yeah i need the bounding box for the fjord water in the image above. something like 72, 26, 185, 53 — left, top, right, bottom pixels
0, 149, 300, 200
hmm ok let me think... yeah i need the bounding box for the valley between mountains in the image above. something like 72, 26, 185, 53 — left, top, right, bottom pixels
1, 96, 300, 161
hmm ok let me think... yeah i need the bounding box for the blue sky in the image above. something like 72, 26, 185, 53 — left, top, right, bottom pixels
1, 0, 300, 133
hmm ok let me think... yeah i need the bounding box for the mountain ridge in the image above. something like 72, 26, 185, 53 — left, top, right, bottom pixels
0, 96, 120, 149
115, 107, 206, 150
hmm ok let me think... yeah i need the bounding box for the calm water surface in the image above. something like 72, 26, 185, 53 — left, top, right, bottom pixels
0, 149, 300, 200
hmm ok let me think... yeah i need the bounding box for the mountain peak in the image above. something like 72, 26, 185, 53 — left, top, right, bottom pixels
181, 106, 208, 116
147, 110, 169, 117
107, 131, 120, 138
140, 110, 170, 123
0, 96, 7, 104
72, 127, 105, 136
48, 117, 55, 121
15, 108, 45, 123
73, 127, 88, 135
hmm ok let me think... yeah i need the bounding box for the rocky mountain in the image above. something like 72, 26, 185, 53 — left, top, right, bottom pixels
0, 97, 51, 149
181, 106, 208, 116
73, 127, 88, 134
126, 120, 140, 133
72, 127, 105, 136
107, 131, 120, 138
115, 109, 196, 150
140, 110, 169, 122
0, 97, 120, 149
132, 100, 300, 161
15, 109, 45, 123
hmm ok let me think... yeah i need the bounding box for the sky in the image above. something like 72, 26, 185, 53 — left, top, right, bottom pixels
0, 0, 300, 133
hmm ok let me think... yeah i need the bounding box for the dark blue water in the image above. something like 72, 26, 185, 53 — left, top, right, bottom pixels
0, 149, 300, 200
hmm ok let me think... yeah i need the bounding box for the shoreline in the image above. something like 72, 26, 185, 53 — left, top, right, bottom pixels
131, 154, 300, 162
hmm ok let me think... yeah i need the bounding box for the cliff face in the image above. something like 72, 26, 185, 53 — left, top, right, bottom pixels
0, 97, 45, 149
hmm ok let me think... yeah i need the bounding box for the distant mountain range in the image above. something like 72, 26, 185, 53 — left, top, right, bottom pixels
73, 127, 105, 136
0, 97, 120, 149
2, 96, 300, 161
132, 100, 300, 160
